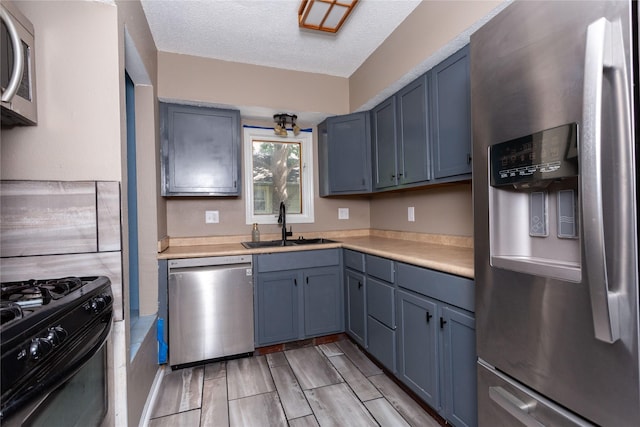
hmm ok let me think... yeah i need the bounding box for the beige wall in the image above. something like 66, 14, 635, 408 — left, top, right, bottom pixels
349, 0, 503, 111
158, 52, 349, 116
116, 2, 161, 426
117, 0, 161, 318
370, 183, 474, 237
0, 1, 121, 181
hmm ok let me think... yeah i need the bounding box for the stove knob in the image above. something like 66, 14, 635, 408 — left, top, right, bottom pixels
101, 292, 113, 305
29, 338, 53, 360
89, 296, 106, 313
46, 326, 68, 346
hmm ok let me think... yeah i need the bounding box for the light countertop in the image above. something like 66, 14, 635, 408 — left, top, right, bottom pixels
158, 230, 474, 279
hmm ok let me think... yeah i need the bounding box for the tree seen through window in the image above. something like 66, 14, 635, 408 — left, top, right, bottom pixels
252, 140, 302, 216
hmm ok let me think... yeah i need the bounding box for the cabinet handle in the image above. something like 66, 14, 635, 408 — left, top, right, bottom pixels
426, 312, 432, 323
233, 180, 237, 188
294, 278, 297, 286
306, 277, 309, 285
440, 317, 447, 329
391, 174, 396, 179
358, 281, 362, 289
467, 153, 472, 164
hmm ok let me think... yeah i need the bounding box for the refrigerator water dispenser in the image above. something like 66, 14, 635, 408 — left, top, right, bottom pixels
488, 124, 581, 282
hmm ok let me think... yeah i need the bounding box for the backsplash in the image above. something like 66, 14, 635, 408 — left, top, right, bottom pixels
0, 180, 124, 320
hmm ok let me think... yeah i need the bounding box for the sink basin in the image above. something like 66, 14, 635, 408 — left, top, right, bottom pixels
290, 237, 338, 245
241, 240, 297, 249
241, 237, 338, 249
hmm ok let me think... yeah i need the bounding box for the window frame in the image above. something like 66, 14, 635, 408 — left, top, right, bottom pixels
243, 126, 314, 225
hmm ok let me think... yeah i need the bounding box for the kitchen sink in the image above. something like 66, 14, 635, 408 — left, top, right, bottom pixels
241, 237, 338, 249
290, 237, 338, 245
241, 240, 297, 249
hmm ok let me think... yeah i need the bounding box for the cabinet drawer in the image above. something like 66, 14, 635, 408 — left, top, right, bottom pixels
396, 262, 474, 312
367, 278, 395, 328
344, 249, 365, 272
367, 315, 396, 373
366, 254, 394, 282
257, 249, 340, 273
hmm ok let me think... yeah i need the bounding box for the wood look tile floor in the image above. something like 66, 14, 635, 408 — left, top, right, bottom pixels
148, 339, 441, 427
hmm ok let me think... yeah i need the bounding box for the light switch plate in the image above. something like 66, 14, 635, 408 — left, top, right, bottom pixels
205, 210, 219, 224
408, 206, 415, 222
338, 208, 349, 220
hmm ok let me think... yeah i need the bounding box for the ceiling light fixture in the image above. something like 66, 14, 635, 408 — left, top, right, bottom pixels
273, 114, 300, 137
298, 0, 359, 33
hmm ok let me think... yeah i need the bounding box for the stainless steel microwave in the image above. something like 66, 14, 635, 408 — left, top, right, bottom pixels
1, 1, 36, 126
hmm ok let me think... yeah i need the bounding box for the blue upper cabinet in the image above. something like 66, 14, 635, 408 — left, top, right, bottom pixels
319, 112, 372, 196
319, 44, 471, 196
396, 73, 431, 186
160, 102, 241, 196
430, 45, 472, 180
372, 96, 398, 190
373, 73, 431, 191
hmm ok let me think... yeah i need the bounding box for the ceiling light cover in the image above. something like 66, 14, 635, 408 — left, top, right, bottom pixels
273, 114, 299, 137
299, 0, 359, 33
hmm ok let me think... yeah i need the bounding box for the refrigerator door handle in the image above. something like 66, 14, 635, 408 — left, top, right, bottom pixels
581, 17, 633, 343
489, 386, 544, 427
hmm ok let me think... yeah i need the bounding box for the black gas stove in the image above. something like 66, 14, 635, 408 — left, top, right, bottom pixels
0, 276, 113, 421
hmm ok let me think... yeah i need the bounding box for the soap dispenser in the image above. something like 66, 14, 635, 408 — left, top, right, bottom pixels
251, 223, 260, 242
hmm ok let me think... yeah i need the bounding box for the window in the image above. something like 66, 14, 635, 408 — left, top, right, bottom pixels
244, 127, 314, 224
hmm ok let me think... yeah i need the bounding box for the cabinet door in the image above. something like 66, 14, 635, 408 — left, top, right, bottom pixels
304, 266, 343, 337
396, 289, 440, 410
345, 269, 366, 347
441, 305, 477, 427
372, 97, 398, 189
367, 315, 396, 373
397, 74, 430, 185
160, 103, 240, 196
366, 277, 395, 328
256, 271, 299, 346
431, 45, 472, 179
322, 112, 371, 195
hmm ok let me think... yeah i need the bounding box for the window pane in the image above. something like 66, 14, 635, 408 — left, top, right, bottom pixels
252, 140, 302, 216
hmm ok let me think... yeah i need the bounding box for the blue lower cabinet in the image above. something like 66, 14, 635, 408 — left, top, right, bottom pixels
396, 287, 477, 427
442, 305, 477, 427
345, 268, 366, 347
396, 289, 441, 410
366, 315, 396, 373
304, 266, 343, 337
255, 270, 299, 346
366, 274, 396, 373
254, 249, 343, 347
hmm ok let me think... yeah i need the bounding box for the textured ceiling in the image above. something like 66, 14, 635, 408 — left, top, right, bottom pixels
140, 0, 422, 78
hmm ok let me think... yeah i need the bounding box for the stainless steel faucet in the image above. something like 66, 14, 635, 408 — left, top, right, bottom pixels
278, 201, 293, 245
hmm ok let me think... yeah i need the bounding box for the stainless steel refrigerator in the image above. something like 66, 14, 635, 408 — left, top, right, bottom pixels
471, 1, 639, 425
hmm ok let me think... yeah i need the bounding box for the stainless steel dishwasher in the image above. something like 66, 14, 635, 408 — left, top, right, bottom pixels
168, 255, 254, 367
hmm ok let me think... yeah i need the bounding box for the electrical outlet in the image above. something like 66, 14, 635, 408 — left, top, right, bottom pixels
338, 208, 349, 220
408, 206, 415, 222
205, 210, 219, 224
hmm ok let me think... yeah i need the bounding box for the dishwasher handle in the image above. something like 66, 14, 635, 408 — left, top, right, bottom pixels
168, 255, 252, 269
169, 263, 252, 276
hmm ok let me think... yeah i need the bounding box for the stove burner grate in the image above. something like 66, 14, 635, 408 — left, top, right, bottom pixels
1, 277, 84, 308
0, 302, 23, 326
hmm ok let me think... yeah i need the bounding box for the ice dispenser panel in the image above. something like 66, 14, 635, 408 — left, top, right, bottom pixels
490, 123, 578, 188
489, 124, 581, 282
